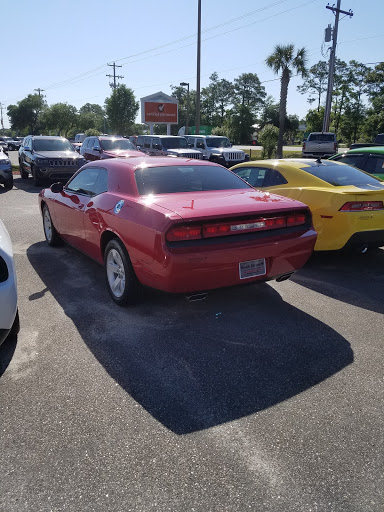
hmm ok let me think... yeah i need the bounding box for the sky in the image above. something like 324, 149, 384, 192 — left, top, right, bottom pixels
1, 0, 383, 129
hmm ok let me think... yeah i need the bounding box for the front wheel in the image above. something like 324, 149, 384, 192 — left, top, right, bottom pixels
104, 238, 140, 306
43, 205, 62, 246
32, 166, 42, 186
4, 177, 13, 189
19, 160, 29, 179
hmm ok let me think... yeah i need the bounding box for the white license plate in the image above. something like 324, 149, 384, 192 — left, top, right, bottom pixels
239, 259, 266, 279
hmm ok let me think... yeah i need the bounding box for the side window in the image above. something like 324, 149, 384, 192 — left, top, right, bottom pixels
235, 167, 267, 188
365, 155, 384, 174
143, 137, 151, 149
137, 136, 143, 146
152, 138, 161, 149
93, 168, 108, 195
93, 138, 100, 149
334, 154, 365, 170
262, 169, 288, 187
65, 167, 101, 195
196, 138, 205, 149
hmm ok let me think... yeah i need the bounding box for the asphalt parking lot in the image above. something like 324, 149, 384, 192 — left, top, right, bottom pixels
1, 173, 383, 512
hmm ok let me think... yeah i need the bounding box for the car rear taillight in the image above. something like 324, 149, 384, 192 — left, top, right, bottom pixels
339, 201, 383, 211
287, 213, 307, 226
166, 212, 308, 242
166, 225, 202, 241
302, 142, 306, 150
334, 142, 337, 152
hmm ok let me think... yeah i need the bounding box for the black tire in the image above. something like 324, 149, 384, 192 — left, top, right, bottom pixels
104, 238, 140, 306
32, 166, 42, 186
4, 177, 13, 189
9, 310, 20, 338
19, 160, 29, 179
42, 205, 62, 246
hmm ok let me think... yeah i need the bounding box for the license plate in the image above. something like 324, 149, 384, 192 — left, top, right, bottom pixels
239, 259, 266, 279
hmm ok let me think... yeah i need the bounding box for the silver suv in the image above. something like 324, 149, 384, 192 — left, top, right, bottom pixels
136, 135, 202, 159
186, 136, 249, 167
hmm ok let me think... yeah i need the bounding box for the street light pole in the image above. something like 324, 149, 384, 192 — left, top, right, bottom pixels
195, 0, 201, 135
180, 82, 190, 135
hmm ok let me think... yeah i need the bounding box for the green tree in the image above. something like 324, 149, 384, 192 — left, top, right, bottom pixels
297, 60, 328, 111
266, 44, 307, 158
258, 124, 279, 158
7, 94, 46, 134
42, 103, 78, 136
363, 62, 384, 139
170, 85, 196, 134
201, 72, 234, 126
306, 107, 325, 132
78, 103, 105, 133
105, 85, 139, 135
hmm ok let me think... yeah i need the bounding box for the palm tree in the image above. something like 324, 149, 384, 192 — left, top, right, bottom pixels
266, 44, 308, 158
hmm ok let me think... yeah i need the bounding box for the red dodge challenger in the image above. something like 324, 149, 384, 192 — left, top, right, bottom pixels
38, 157, 317, 305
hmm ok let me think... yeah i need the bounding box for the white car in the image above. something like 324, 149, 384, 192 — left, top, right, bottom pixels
0, 220, 19, 346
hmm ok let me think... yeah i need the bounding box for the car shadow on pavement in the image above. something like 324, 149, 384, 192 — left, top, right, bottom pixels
291, 248, 384, 314
27, 241, 354, 435
12, 175, 46, 193
0, 334, 18, 377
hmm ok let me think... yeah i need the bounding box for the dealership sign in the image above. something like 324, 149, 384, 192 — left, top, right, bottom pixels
144, 102, 178, 124
141, 91, 179, 126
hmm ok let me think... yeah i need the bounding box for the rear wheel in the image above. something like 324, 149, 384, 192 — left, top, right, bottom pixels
43, 205, 62, 246
104, 238, 140, 306
19, 160, 29, 179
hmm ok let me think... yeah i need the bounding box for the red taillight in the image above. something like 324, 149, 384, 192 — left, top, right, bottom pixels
334, 142, 337, 151
339, 201, 383, 212
166, 225, 202, 241
167, 212, 308, 242
286, 213, 307, 226
302, 142, 306, 150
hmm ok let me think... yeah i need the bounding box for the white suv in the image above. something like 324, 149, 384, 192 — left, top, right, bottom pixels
0, 220, 19, 346
186, 136, 249, 167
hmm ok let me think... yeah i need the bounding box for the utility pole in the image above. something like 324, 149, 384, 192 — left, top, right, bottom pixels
0, 102, 5, 130
195, 0, 201, 135
322, 1, 353, 132
34, 88, 45, 97
106, 62, 124, 89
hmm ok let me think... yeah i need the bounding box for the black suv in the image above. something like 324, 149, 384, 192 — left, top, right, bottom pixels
19, 136, 86, 186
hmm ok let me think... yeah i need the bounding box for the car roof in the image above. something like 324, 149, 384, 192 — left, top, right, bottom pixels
346, 146, 384, 155
31, 135, 67, 139
84, 156, 219, 171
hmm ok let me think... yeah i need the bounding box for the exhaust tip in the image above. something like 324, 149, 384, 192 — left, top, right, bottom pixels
186, 292, 208, 302
360, 244, 368, 254
276, 273, 294, 283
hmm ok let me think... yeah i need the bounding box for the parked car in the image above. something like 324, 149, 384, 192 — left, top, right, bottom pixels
136, 135, 202, 159
0, 219, 19, 347
329, 146, 384, 180
19, 135, 86, 186
0, 136, 21, 151
80, 136, 142, 161
231, 158, 384, 252
186, 135, 249, 167
0, 147, 13, 189
302, 132, 338, 158
75, 133, 86, 143
39, 156, 316, 305
349, 133, 384, 150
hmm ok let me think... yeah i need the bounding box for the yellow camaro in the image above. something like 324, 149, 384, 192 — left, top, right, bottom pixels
230, 159, 384, 251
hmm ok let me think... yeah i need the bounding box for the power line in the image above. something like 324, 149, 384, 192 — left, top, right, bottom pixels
106, 62, 124, 89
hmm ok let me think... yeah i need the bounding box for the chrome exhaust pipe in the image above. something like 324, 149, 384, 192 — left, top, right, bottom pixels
186, 292, 208, 302
360, 244, 368, 254
276, 273, 294, 283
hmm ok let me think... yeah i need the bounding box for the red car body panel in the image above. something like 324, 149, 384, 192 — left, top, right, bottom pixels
39, 157, 317, 294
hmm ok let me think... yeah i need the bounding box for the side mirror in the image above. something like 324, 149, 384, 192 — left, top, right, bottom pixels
153, 144, 162, 150
24, 147, 31, 152
50, 182, 64, 193
92, 146, 101, 152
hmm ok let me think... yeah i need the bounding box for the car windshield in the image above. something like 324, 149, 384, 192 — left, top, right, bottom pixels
33, 139, 74, 152
299, 162, 384, 188
206, 137, 231, 148
308, 134, 335, 142
135, 165, 251, 195
160, 138, 188, 149
100, 139, 135, 151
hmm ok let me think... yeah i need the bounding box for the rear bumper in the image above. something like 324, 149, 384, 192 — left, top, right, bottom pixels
135, 228, 317, 293
302, 152, 336, 158
344, 230, 384, 249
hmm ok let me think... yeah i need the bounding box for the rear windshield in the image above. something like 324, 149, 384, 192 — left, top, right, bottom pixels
308, 134, 335, 142
375, 134, 384, 144
135, 165, 251, 195
300, 162, 384, 188
100, 139, 135, 151
33, 139, 74, 152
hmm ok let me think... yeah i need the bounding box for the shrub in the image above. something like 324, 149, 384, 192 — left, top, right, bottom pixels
258, 124, 278, 159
